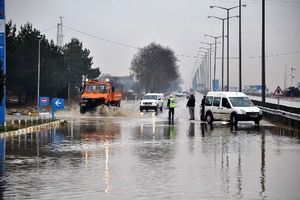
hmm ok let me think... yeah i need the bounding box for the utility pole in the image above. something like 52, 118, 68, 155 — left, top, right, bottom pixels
291, 67, 296, 87
239, 0, 242, 92
284, 65, 287, 89
262, 0, 266, 103
37, 36, 42, 112
57, 16, 64, 47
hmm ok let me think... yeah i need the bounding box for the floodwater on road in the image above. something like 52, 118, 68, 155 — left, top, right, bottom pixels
0, 100, 300, 200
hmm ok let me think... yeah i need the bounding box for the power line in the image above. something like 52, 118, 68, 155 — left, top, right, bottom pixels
41, 25, 57, 33
41, 24, 300, 61
63, 24, 140, 50
211, 0, 300, 7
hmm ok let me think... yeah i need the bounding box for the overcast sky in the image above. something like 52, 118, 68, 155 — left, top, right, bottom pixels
6, 0, 300, 91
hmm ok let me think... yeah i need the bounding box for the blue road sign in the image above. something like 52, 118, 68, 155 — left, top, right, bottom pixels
52, 98, 64, 119
52, 98, 64, 111
212, 79, 219, 91
40, 96, 50, 107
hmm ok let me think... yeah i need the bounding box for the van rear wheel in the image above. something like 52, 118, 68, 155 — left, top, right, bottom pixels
206, 113, 214, 124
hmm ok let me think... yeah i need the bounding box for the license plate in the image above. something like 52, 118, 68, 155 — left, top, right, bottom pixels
81, 103, 86, 106
251, 115, 258, 118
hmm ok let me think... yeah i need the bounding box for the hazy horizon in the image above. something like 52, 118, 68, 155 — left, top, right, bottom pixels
6, 0, 300, 92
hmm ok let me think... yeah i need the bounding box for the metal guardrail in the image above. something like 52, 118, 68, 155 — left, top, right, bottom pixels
259, 106, 300, 121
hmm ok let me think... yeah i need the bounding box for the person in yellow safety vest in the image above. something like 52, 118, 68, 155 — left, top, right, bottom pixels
167, 95, 176, 121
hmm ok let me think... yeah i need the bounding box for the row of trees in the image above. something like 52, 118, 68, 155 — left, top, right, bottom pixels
1, 21, 181, 105
6, 21, 100, 104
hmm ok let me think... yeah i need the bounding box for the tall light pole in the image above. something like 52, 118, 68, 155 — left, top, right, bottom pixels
199, 44, 214, 91
291, 67, 296, 87
262, 0, 266, 102
210, 4, 246, 91
204, 34, 223, 91
208, 16, 238, 91
239, 0, 242, 92
198, 50, 209, 91
37, 35, 42, 112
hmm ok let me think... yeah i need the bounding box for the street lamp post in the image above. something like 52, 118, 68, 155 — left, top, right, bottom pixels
208, 15, 238, 91
37, 35, 42, 112
210, 4, 246, 91
262, 0, 266, 102
291, 67, 296, 87
204, 34, 223, 91
198, 52, 208, 91
199, 45, 213, 91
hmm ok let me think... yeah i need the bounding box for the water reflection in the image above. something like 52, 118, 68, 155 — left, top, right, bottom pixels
0, 120, 299, 199
260, 130, 266, 199
188, 122, 195, 137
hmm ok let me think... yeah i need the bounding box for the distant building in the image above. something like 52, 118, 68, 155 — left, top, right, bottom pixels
244, 85, 262, 93
101, 74, 136, 92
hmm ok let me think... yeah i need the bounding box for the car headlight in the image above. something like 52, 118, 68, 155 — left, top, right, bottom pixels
259, 109, 263, 115
153, 102, 157, 105
240, 109, 246, 114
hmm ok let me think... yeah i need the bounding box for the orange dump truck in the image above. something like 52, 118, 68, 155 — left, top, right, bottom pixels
79, 80, 122, 114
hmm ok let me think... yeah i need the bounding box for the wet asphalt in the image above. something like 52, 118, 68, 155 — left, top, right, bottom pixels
0, 95, 299, 200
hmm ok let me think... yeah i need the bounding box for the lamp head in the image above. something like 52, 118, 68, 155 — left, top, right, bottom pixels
37, 35, 42, 40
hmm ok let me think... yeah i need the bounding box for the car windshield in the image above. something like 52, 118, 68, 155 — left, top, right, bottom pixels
229, 97, 254, 107
85, 84, 108, 93
143, 95, 157, 100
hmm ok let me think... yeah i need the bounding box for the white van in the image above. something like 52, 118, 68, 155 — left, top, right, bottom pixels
140, 93, 164, 112
204, 92, 263, 125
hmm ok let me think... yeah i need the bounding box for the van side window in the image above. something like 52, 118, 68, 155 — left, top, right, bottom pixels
222, 98, 231, 108
205, 96, 213, 106
213, 97, 221, 107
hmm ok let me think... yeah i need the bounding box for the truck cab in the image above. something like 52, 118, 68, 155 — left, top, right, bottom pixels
79, 80, 122, 114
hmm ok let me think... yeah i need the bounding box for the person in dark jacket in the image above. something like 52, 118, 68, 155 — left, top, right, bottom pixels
186, 94, 196, 120
201, 95, 206, 121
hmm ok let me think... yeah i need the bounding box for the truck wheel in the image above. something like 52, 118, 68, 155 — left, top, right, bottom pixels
155, 106, 158, 112
254, 119, 260, 125
160, 104, 163, 111
117, 101, 121, 107
230, 113, 238, 125
206, 112, 214, 124
80, 106, 86, 114
140, 107, 143, 112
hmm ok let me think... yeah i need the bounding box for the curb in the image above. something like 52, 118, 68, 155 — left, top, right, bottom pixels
0, 119, 67, 138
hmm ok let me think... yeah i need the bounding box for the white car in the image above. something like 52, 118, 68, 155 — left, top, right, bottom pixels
204, 91, 263, 125
140, 93, 164, 112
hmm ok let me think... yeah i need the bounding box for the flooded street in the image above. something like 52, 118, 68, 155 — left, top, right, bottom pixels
1, 98, 300, 200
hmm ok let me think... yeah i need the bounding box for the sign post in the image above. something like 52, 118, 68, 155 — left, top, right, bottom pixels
273, 86, 283, 110
0, 0, 6, 126
52, 98, 64, 119
39, 96, 50, 111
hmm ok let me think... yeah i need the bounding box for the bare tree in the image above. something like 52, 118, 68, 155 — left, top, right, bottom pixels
131, 43, 180, 92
